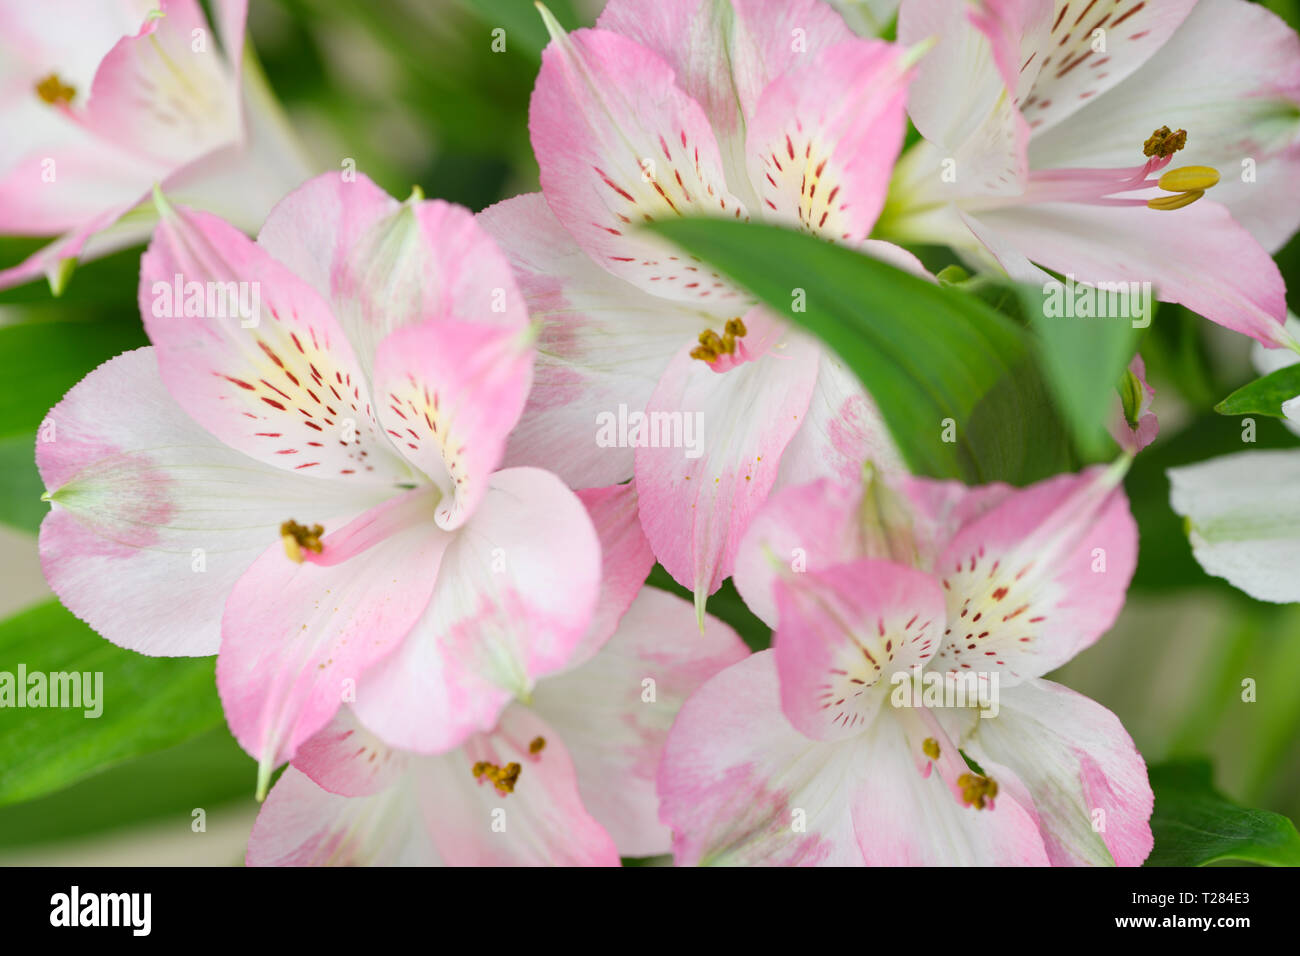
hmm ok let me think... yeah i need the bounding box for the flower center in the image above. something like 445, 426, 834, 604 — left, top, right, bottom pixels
280, 519, 324, 564
34, 72, 75, 106
472, 760, 522, 795
690, 316, 749, 369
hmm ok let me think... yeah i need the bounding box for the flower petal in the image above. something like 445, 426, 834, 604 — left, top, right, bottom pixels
38, 347, 381, 656
1168, 448, 1300, 603
531, 21, 752, 307
479, 193, 704, 488
217, 488, 449, 781
371, 318, 533, 530
744, 39, 909, 241
530, 587, 748, 857
957, 678, 1153, 866
658, 650, 870, 866
925, 464, 1137, 682
635, 325, 820, 602
773, 559, 945, 740
353, 468, 601, 753
139, 197, 415, 484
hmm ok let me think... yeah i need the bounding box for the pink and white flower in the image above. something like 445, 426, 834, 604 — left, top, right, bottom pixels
0, 0, 312, 292
881, 0, 1300, 348
37, 171, 600, 794
481, 0, 921, 619
659, 464, 1152, 865
246, 498, 749, 866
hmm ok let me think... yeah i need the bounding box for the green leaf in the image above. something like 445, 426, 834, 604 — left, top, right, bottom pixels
0, 433, 45, 533
646, 218, 1074, 484
0, 317, 147, 440
1214, 363, 1300, 418
0, 600, 226, 807
1146, 759, 1300, 866
1019, 284, 1142, 461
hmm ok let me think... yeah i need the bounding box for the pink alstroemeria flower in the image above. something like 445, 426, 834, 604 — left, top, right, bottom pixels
1108, 354, 1157, 455
37, 172, 601, 794
481, 0, 920, 619
247, 493, 749, 866
881, 0, 1300, 348
660, 464, 1152, 865
0, 0, 312, 292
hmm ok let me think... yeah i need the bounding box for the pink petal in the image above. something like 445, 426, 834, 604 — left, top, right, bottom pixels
531, 22, 752, 307
353, 468, 601, 754
968, 200, 1290, 347
635, 324, 820, 603
744, 39, 909, 242
531, 587, 748, 857
38, 348, 380, 657
658, 651, 871, 865
292, 707, 411, 797
566, 483, 657, 670
139, 198, 415, 484
217, 488, 450, 784
479, 193, 702, 489
371, 318, 533, 530
959, 678, 1154, 866
850, 716, 1051, 865
773, 559, 946, 740
925, 465, 1137, 682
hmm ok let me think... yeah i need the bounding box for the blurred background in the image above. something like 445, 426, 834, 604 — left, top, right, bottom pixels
0, 0, 1297, 865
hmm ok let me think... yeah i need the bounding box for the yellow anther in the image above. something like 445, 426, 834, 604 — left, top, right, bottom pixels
956, 771, 999, 810
280, 519, 324, 564
529, 736, 546, 754
1143, 125, 1187, 158
472, 760, 522, 794
922, 737, 941, 760
1147, 189, 1205, 211
691, 318, 748, 363
724, 317, 747, 338
35, 73, 76, 105
1158, 165, 1220, 193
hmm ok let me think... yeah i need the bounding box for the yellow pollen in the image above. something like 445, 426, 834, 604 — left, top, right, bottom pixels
280, 519, 324, 564
1142, 125, 1187, 159
690, 316, 749, 362
922, 737, 941, 760
529, 736, 546, 754
1147, 189, 1205, 211
472, 760, 522, 794
35, 73, 76, 105
957, 772, 999, 810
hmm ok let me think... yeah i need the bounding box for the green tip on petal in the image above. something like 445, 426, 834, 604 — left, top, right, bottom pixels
535, 2, 566, 44
407, 184, 424, 202
151, 182, 175, 219
694, 585, 707, 634
47, 257, 76, 297
145, 8, 166, 22
255, 751, 275, 803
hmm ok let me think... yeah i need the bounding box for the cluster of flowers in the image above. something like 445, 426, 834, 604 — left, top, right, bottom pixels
8, 0, 1300, 865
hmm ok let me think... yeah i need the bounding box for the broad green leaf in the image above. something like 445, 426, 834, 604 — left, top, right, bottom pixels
1019, 283, 1143, 461
0, 317, 147, 439
0, 727, 254, 849
0, 600, 226, 806
1214, 363, 1300, 418
647, 218, 1075, 484
1146, 759, 1300, 866
0, 432, 45, 533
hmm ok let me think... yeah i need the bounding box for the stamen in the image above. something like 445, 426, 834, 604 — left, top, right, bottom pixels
280, 519, 324, 564
690, 317, 749, 363
922, 737, 941, 760
956, 772, 1000, 810
472, 760, 522, 795
528, 736, 546, 754
1157, 165, 1220, 193
34, 73, 75, 106
1142, 125, 1187, 159
1147, 189, 1205, 211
